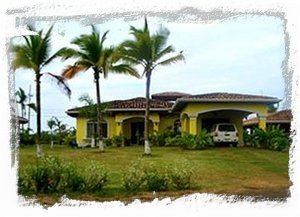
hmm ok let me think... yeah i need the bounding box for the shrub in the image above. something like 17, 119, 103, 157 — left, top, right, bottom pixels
250, 126, 290, 151
19, 128, 35, 146
29, 156, 64, 193
103, 138, 113, 147
168, 161, 194, 190
83, 163, 108, 192
165, 135, 182, 147
112, 135, 124, 147
180, 131, 214, 150
60, 163, 85, 192
269, 135, 290, 151
143, 165, 169, 192
18, 168, 32, 194
122, 161, 145, 193
150, 130, 179, 147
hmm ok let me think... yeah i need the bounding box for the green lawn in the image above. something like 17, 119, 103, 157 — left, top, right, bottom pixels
18, 145, 290, 204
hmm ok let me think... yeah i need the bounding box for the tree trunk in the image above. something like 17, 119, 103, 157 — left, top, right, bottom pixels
94, 69, 104, 151
144, 74, 151, 155
36, 72, 42, 157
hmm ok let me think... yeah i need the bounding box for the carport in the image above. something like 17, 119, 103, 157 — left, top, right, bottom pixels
172, 93, 280, 145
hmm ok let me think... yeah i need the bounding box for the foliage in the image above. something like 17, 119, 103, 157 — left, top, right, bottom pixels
166, 131, 214, 150
168, 161, 194, 190
18, 168, 32, 194
103, 138, 113, 147
15, 87, 28, 118
83, 163, 109, 192
111, 135, 124, 147
150, 130, 179, 147
143, 165, 169, 192
122, 160, 145, 193
248, 126, 290, 151
60, 162, 85, 192
29, 156, 64, 193
19, 128, 35, 146
18, 156, 109, 194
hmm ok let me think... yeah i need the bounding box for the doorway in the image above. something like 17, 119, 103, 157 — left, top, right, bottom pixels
131, 122, 144, 145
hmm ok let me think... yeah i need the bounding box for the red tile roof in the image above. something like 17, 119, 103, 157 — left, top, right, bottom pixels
152, 92, 191, 101
243, 109, 292, 126
183, 92, 279, 101
107, 97, 173, 110
173, 92, 281, 111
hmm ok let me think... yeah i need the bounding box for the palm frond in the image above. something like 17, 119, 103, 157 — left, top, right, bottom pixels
111, 64, 140, 78
27, 103, 37, 112
61, 63, 90, 79
156, 52, 185, 67
44, 72, 71, 99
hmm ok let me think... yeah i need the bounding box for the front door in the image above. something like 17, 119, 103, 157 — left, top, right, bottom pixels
131, 122, 144, 145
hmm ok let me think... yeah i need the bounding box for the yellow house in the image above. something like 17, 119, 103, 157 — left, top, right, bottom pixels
66, 92, 280, 146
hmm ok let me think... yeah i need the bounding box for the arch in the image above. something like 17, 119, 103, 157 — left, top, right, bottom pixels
196, 107, 257, 116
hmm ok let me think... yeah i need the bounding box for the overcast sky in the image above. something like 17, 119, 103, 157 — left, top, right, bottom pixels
13, 14, 286, 131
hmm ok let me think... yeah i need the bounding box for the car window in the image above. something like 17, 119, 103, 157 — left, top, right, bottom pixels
218, 124, 235, 132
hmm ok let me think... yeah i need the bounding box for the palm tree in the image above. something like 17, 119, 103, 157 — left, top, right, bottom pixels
59, 25, 139, 151
11, 25, 71, 157
119, 18, 185, 155
15, 87, 27, 118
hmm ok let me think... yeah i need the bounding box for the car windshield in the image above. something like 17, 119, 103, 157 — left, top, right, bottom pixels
218, 124, 235, 132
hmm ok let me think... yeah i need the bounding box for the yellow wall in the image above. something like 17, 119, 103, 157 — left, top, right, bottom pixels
181, 102, 268, 117
76, 117, 87, 145
75, 102, 268, 145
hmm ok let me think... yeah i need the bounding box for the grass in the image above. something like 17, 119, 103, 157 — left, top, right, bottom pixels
18, 145, 290, 205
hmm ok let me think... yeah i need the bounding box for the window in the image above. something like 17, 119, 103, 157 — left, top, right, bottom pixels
86, 121, 108, 138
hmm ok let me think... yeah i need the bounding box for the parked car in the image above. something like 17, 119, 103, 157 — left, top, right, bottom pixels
210, 123, 238, 146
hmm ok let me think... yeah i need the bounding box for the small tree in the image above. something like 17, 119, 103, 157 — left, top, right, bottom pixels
47, 117, 56, 148
11, 25, 71, 157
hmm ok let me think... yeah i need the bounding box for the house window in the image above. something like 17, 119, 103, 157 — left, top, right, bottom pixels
86, 121, 108, 138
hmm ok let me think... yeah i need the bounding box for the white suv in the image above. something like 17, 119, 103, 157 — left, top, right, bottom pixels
210, 123, 238, 146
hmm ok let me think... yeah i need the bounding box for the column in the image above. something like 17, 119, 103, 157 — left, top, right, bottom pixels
116, 121, 123, 136
189, 115, 198, 135
258, 115, 266, 130
153, 122, 159, 135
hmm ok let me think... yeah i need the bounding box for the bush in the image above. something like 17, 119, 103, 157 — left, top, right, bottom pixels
168, 162, 194, 190
29, 156, 64, 193
60, 163, 85, 192
122, 161, 145, 193
177, 131, 214, 150
18, 168, 32, 194
103, 138, 113, 147
83, 163, 108, 192
112, 135, 124, 147
150, 130, 179, 147
269, 136, 290, 151
249, 126, 290, 151
19, 128, 35, 146
165, 135, 182, 147
143, 165, 169, 192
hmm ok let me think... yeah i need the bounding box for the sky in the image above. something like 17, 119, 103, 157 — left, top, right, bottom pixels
13, 14, 286, 131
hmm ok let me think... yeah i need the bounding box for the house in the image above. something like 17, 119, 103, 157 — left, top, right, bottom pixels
66, 92, 280, 147
243, 109, 292, 133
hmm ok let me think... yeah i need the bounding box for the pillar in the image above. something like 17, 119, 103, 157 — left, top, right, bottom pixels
258, 115, 266, 130
189, 115, 198, 135
116, 121, 123, 136
153, 122, 159, 135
